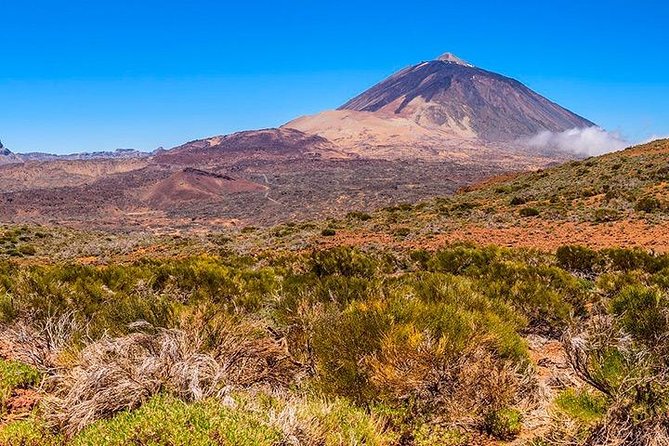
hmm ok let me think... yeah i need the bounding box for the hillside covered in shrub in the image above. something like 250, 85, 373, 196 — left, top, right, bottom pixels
0, 244, 669, 444
1, 139, 669, 444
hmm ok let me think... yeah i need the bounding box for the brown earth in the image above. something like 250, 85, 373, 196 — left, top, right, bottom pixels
317, 219, 669, 253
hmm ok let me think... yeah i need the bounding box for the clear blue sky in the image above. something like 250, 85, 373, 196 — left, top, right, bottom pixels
2, 0, 667, 154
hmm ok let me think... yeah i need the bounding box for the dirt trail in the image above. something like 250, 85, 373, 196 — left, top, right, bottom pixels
507, 335, 578, 445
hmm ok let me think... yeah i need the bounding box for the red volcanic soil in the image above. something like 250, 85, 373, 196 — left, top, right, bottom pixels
142, 168, 266, 206
318, 220, 669, 254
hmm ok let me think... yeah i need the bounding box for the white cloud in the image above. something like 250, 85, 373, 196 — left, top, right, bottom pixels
522, 127, 629, 156
640, 134, 669, 144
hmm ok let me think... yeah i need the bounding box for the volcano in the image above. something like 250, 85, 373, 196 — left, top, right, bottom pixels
286, 52, 595, 159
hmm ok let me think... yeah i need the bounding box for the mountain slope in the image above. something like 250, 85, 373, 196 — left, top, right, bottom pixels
0, 141, 21, 165
154, 128, 351, 166
286, 52, 596, 161
256, 138, 669, 253
339, 52, 594, 142
140, 168, 266, 207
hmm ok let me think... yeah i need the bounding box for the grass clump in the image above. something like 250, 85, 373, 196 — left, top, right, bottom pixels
73, 394, 281, 446
0, 359, 41, 414
483, 407, 522, 440
43, 318, 296, 435
555, 389, 607, 424
556, 245, 603, 276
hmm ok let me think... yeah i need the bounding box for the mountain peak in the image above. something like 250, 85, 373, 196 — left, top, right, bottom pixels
436, 52, 473, 67
0, 140, 11, 156
332, 52, 594, 143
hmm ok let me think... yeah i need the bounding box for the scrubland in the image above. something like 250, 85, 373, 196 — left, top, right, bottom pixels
1, 139, 669, 444
0, 244, 668, 445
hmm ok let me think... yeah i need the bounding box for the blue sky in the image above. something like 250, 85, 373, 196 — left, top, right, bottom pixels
1, 0, 667, 154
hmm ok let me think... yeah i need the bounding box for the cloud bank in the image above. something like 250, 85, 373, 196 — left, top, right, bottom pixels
522, 127, 628, 156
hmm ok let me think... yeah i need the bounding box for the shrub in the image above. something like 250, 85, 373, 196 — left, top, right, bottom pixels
473, 261, 587, 334
610, 285, 669, 346
484, 408, 522, 440
346, 211, 372, 221
72, 394, 282, 446
409, 249, 431, 269
320, 228, 336, 237
634, 196, 660, 213
565, 315, 669, 445
310, 273, 528, 419
510, 196, 528, 206
269, 396, 396, 446
17, 245, 36, 256
414, 424, 470, 445
556, 245, 602, 276
393, 227, 411, 237
0, 417, 63, 446
602, 247, 669, 273
593, 207, 620, 222
555, 389, 607, 424
310, 247, 379, 278
427, 245, 499, 275
519, 207, 540, 217
0, 360, 41, 414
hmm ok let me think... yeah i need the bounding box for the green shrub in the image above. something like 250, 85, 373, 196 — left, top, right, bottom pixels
484, 408, 522, 440
475, 262, 587, 333
602, 248, 669, 273
0, 360, 41, 414
634, 196, 660, 213
556, 245, 602, 275
409, 249, 431, 269
451, 202, 477, 212
414, 424, 470, 446
17, 245, 36, 256
427, 245, 499, 275
393, 227, 411, 237
347, 211, 372, 221
519, 207, 540, 217
593, 207, 621, 222
610, 285, 669, 346
555, 389, 607, 424
0, 417, 62, 446
311, 273, 528, 412
72, 394, 282, 446
320, 228, 336, 237
310, 247, 379, 278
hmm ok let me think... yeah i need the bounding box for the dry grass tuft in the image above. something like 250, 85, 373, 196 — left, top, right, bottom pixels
42, 320, 298, 435
267, 393, 394, 446
0, 312, 81, 373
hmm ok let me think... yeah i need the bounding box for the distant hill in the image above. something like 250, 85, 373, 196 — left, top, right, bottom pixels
154, 128, 350, 165
0, 140, 21, 165
18, 148, 152, 162
265, 138, 669, 253
0, 143, 151, 165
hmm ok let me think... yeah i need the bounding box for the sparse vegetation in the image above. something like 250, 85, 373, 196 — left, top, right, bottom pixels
0, 242, 668, 444
2, 139, 669, 444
